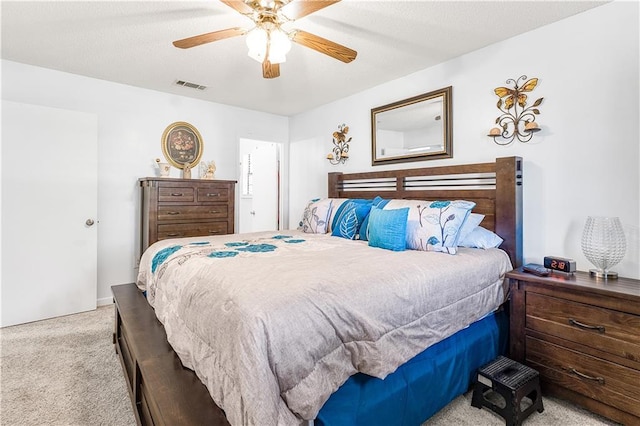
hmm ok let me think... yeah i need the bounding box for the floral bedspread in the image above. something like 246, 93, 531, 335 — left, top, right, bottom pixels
137, 231, 512, 426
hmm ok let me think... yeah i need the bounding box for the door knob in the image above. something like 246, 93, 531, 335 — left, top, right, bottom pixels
250, 211, 256, 216
86, 219, 95, 226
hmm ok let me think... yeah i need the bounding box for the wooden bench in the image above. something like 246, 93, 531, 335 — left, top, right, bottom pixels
112, 283, 230, 426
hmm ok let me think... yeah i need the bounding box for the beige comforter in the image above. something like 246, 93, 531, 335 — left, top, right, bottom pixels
137, 231, 512, 426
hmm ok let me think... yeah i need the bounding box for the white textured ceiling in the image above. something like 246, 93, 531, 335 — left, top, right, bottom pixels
1, 1, 607, 116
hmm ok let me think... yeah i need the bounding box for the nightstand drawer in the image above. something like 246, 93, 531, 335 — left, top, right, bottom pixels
526, 336, 640, 417
157, 205, 228, 222
526, 293, 640, 362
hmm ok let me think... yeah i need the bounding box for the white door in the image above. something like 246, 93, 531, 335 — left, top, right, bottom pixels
239, 139, 280, 233
1, 101, 98, 327
251, 143, 279, 231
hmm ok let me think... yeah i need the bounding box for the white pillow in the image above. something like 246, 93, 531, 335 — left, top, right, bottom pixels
459, 226, 504, 249
457, 213, 485, 242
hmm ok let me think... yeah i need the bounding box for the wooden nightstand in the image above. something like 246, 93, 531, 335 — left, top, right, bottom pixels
506, 268, 640, 425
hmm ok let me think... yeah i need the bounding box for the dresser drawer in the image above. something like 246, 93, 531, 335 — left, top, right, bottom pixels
157, 205, 228, 222
526, 336, 640, 417
526, 292, 640, 362
157, 222, 228, 240
158, 186, 195, 202
197, 186, 230, 203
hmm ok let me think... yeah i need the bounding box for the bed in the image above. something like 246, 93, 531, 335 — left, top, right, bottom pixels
122, 156, 522, 426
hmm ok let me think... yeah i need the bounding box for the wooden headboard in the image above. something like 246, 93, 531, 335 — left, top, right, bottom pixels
328, 156, 523, 267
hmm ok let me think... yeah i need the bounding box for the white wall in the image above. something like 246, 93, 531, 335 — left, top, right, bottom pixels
289, 1, 640, 279
1, 60, 289, 304
1, 1, 638, 311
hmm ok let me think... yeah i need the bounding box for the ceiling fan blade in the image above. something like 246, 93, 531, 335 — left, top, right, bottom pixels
291, 29, 356, 63
262, 60, 280, 79
173, 28, 246, 49
281, 0, 340, 20
220, 0, 255, 15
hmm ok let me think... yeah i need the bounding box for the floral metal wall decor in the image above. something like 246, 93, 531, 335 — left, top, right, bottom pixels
488, 75, 543, 145
326, 123, 352, 165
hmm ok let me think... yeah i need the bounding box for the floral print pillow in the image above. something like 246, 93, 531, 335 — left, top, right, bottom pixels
298, 198, 335, 234
384, 199, 476, 254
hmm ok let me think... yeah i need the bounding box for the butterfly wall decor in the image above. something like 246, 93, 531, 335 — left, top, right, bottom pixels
488, 75, 544, 145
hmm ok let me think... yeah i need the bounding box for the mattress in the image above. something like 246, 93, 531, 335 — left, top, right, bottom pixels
137, 230, 512, 426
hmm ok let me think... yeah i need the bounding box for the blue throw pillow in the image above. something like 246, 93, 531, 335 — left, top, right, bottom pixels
367, 206, 409, 251
331, 200, 372, 240
359, 196, 391, 241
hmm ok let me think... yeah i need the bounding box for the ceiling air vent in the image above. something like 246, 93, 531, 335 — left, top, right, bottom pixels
175, 80, 207, 90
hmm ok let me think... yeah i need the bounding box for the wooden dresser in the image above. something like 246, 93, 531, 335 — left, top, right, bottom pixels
507, 268, 640, 424
139, 178, 236, 253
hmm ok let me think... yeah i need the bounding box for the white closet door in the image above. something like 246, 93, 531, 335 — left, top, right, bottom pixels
1, 101, 98, 327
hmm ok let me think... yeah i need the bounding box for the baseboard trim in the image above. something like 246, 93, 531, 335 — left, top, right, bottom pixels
97, 296, 114, 307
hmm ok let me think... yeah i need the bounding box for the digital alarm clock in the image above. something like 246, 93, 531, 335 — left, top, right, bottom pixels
543, 256, 576, 273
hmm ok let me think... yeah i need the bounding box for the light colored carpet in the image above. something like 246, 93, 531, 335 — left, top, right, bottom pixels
0, 306, 136, 426
0, 305, 620, 426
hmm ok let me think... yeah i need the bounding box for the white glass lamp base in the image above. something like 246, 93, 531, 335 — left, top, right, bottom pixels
589, 269, 618, 279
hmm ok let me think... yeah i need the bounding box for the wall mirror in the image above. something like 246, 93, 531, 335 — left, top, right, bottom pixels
371, 86, 452, 165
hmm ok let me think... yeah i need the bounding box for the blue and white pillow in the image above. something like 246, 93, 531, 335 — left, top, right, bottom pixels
384, 199, 476, 254
367, 206, 410, 251
331, 199, 372, 240
359, 196, 390, 241
298, 198, 335, 234
326, 199, 348, 233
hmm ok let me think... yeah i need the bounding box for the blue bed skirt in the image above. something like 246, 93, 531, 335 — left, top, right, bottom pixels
316, 309, 508, 426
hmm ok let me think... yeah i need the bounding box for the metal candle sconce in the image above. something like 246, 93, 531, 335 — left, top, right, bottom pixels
488, 75, 543, 145
326, 124, 352, 165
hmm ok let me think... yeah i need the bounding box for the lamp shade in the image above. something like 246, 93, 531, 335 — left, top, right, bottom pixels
246, 27, 291, 64
268, 29, 291, 64
246, 27, 268, 62
581, 216, 626, 279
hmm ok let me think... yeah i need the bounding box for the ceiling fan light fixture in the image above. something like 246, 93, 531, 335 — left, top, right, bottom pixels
246, 27, 268, 62
175, 0, 356, 78
268, 29, 291, 63
246, 27, 291, 64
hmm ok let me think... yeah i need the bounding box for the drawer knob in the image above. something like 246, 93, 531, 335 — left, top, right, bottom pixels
209, 231, 221, 234
167, 233, 181, 237
568, 318, 605, 333
209, 210, 218, 214
206, 193, 220, 197
170, 192, 183, 196
167, 211, 180, 215
569, 367, 605, 385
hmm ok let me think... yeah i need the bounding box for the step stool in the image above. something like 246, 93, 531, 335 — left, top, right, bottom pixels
471, 356, 544, 426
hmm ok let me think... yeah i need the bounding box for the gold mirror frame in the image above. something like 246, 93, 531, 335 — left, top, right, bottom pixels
161, 121, 204, 169
371, 86, 452, 165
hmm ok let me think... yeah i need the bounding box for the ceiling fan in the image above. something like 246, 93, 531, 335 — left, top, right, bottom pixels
173, 0, 357, 79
